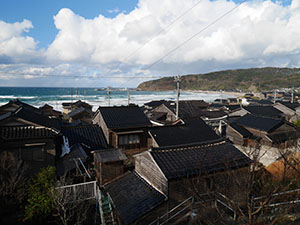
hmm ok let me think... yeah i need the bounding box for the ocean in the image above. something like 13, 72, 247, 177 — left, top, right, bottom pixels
0, 87, 237, 111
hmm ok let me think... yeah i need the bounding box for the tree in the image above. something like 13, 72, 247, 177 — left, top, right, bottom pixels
51, 176, 92, 225
185, 143, 300, 225
0, 151, 27, 224
24, 166, 56, 222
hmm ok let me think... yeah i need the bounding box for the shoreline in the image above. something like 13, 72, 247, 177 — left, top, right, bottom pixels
184, 89, 245, 97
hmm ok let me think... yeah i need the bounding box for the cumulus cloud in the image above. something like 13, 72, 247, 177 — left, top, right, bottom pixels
46, 0, 300, 71
0, 19, 40, 63
2, 0, 300, 87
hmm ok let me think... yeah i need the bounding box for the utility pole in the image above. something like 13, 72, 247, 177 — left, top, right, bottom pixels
127, 89, 130, 106
273, 89, 277, 103
174, 75, 181, 120
291, 87, 294, 103
107, 87, 111, 106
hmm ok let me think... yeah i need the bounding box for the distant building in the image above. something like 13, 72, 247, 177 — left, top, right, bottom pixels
92, 105, 152, 158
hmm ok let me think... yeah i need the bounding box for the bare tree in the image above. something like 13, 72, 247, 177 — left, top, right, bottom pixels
175, 143, 300, 225
0, 151, 26, 204
51, 176, 92, 225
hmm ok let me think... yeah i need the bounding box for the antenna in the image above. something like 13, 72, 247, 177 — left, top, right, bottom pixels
107, 87, 111, 106
127, 89, 130, 106
174, 75, 181, 120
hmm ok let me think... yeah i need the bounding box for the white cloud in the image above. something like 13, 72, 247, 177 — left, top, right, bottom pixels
46, 0, 300, 69
2, 0, 300, 87
0, 20, 39, 62
107, 8, 120, 14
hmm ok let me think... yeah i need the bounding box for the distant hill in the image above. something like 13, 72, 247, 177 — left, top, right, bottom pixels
137, 67, 300, 92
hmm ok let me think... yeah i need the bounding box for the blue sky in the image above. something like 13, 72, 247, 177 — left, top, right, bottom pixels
0, 0, 299, 88
0, 0, 139, 49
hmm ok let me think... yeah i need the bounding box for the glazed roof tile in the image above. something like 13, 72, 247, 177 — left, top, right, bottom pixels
149, 118, 222, 147
235, 114, 283, 132
61, 124, 107, 150
104, 171, 166, 225
97, 105, 151, 129
150, 142, 251, 180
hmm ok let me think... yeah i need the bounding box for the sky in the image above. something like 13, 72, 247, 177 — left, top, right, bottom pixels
0, 0, 299, 88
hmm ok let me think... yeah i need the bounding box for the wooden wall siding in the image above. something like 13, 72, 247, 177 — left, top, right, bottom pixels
274, 104, 295, 116
226, 126, 245, 146
100, 162, 124, 185
92, 112, 110, 144
2, 137, 57, 177
135, 152, 168, 195
168, 167, 249, 207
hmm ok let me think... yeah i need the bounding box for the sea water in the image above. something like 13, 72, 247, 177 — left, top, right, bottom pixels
0, 87, 237, 111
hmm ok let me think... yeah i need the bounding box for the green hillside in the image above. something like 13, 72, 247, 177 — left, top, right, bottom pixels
137, 67, 300, 92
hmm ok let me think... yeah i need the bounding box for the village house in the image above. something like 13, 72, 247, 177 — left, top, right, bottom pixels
39, 104, 62, 119
228, 105, 284, 119
148, 118, 223, 148
103, 141, 251, 225
0, 100, 61, 176
273, 101, 300, 122
226, 114, 299, 149
146, 100, 208, 125
92, 148, 127, 185
92, 105, 152, 158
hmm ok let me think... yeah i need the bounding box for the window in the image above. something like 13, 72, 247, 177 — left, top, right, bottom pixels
118, 134, 140, 146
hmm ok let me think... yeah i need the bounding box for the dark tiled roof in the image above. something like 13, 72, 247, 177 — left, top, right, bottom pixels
150, 142, 251, 180
248, 99, 273, 105
267, 131, 300, 143
56, 143, 88, 177
15, 107, 61, 130
104, 171, 166, 225
68, 107, 93, 118
200, 110, 227, 119
97, 105, 151, 129
226, 105, 241, 112
0, 126, 58, 140
235, 114, 283, 132
149, 119, 222, 147
61, 124, 108, 150
94, 148, 127, 163
278, 101, 300, 111
229, 123, 253, 138
144, 100, 169, 108
244, 106, 283, 118
164, 101, 205, 119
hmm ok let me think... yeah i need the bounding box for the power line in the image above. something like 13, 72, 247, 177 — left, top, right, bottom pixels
119, 0, 247, 87
143, 0, 247, 71
119, 0, 203, 65
0, 71, 163, 79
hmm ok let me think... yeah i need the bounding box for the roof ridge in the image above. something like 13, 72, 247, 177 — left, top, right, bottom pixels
151, 140, 226, 152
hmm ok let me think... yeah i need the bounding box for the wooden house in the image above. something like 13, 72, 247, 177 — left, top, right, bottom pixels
104, 141, 251, 225
0, 101, 62, 176
62, 100, 93, 115
274, 101, 300, 122
92, 148, 127, 185
92, 105, 152, 157
60, 124, 108, 155
148, 118, 223, 148
148, 100, 207, 125
0, 126, 59, 176
39, 104, 62, 119
226, 114, 300, 148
